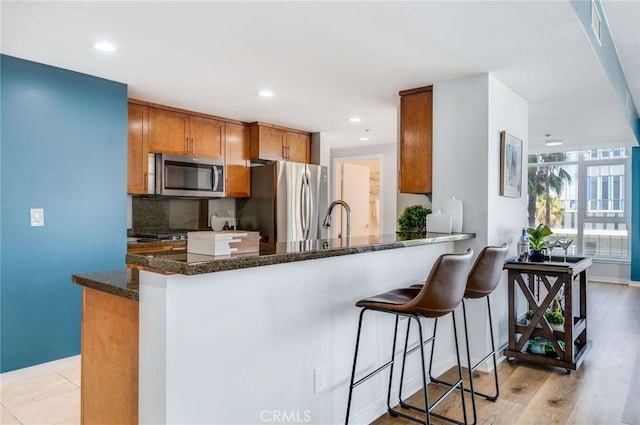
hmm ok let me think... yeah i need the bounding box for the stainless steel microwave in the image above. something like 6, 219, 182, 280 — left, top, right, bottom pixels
150, 154, 224, 198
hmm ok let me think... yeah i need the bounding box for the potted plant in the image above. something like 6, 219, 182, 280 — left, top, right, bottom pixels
398, 205, 431, 234
526, 224, 553, 262
525, 309, 534, 325
544, 310, 565, 332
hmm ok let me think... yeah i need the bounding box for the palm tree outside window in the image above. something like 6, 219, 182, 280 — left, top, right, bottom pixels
527, 148, 630, 260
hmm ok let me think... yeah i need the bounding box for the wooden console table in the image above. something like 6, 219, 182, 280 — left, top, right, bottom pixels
504, 256, 592, 372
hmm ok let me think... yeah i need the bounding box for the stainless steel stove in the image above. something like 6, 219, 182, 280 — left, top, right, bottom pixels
135, 230, 189, 241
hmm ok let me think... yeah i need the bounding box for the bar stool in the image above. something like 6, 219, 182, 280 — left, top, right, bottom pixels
401, 244, 508, 425
345, 249, 473, 425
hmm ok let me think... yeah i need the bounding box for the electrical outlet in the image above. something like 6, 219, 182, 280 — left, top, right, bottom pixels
314, 365, 327, 394
30, 208, 45, 227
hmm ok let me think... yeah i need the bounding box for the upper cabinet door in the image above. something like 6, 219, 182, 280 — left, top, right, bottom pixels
127, 103, 149, 194
190, 116, 225, 159
399, 87, 432, 194
251, 125, 286, 161
286, 132, 311, 163
225, 122, 250, 198
148, 108, 189, 155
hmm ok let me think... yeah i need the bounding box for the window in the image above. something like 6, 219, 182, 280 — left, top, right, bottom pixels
528, 148, 631, 260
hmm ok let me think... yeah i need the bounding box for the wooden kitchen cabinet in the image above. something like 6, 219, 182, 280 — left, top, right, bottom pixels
250, 122, 311, 163
148, 107, 225, 159
82, 287, 138, 424
225, 122, 251, 198
189, 115, 225, 159
127, 103, 149, 194
399, 86, 432, 194
286, 131, 311, 163
148, 107, 190, 155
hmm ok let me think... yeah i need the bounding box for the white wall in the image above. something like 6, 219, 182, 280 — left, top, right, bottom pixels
589, 260, 632, 284
433, 73, 528, 366
331, 143, 397, 236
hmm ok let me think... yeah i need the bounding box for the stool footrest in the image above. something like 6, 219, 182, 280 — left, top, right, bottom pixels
352, 359, 394, 389
429, 377, 498, 402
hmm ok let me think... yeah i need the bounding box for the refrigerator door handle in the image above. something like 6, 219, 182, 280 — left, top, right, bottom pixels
300, 171, 312, 240
304, 172, 313, 240
300, 173, 307, 239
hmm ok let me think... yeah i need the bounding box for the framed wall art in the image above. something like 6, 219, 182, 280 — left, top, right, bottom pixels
500, 131, 522, 198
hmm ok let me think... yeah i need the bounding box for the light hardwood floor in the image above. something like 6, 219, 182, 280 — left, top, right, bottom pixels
372, 282, 640, 425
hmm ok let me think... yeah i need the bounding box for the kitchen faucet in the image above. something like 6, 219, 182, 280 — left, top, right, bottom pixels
322, 200, 351, 241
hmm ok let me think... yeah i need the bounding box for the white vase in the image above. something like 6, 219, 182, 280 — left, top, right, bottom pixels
442, 196, 463, 233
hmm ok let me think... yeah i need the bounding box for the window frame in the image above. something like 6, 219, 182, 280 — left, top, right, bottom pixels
528, 149, 631, 260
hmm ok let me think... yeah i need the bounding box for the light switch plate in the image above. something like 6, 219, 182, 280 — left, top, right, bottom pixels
30, 208, 45, 227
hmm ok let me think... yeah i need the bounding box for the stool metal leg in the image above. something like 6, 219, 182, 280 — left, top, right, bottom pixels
388, 315, 432, 425
461, 299, 478, 425
485, 296, 500, 401
395, 314, 469, 425
385, 316, 401, 413
397, 317, 413, 405
424, 296, 501, 425
345, 308, 367, 425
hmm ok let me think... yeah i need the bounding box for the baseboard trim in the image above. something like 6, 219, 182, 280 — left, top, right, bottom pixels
0, 355, 81, 386
588, 276, 633, 285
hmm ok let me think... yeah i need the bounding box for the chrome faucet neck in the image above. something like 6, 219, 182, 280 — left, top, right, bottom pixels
322, 200, 352, 241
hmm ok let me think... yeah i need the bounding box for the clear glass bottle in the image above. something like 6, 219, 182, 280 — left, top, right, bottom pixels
518, 228, 529, 262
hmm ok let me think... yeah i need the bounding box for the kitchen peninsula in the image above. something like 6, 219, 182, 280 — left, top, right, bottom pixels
74, 232, 474, 424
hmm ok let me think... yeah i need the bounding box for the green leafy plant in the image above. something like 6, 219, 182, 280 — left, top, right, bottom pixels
526, 224, 553, 250
544, 310, 565, 325
398, 205, 431, 233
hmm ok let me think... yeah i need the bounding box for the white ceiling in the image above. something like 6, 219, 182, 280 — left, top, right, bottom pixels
2, 1, 638, 153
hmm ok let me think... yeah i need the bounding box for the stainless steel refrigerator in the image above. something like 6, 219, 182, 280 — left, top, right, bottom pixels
236, 161, 328, 246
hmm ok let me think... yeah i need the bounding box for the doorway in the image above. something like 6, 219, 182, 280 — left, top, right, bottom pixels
332, 156, 382, 238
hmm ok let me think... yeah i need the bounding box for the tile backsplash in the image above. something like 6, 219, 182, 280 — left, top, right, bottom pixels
131, 197, 209, 232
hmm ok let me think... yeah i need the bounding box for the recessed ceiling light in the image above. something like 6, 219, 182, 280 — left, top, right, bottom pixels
360, 137, 370, 141
545, 140, 563, 147
348, 117, 361, 123
257, 90, 274, 98
93, 41, 117, 52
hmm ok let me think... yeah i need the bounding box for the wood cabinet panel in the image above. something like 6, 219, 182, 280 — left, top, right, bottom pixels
225, 122, 251, 198
251, 124, 286, 161
399, 87, 432, 194
250, 123, 311, 163
127, 103, 149, 194
81, 287, 138, 425
286, 132, 311, 163
148, 108, 189, 155
190, 116, 225, 159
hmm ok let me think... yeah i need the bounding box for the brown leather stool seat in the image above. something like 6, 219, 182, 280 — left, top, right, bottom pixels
345, 249, 474, 425
404, 244, 508, 425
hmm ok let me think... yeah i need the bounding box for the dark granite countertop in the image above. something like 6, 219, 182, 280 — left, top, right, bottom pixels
73, 233, 474, 301
126, 232, 475, 276
72, 268, 140, 301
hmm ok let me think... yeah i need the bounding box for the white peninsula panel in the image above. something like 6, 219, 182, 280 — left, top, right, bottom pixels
138, 242, 459, 424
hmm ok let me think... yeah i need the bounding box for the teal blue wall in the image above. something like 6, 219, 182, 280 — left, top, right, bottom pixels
632, 147, 640, 282
1, 55, 127, 372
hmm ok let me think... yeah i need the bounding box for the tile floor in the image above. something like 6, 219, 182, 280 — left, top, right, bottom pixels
1, 361, 80, 425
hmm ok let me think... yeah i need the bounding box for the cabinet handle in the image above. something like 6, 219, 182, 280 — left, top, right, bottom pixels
186, 137, 189, 154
